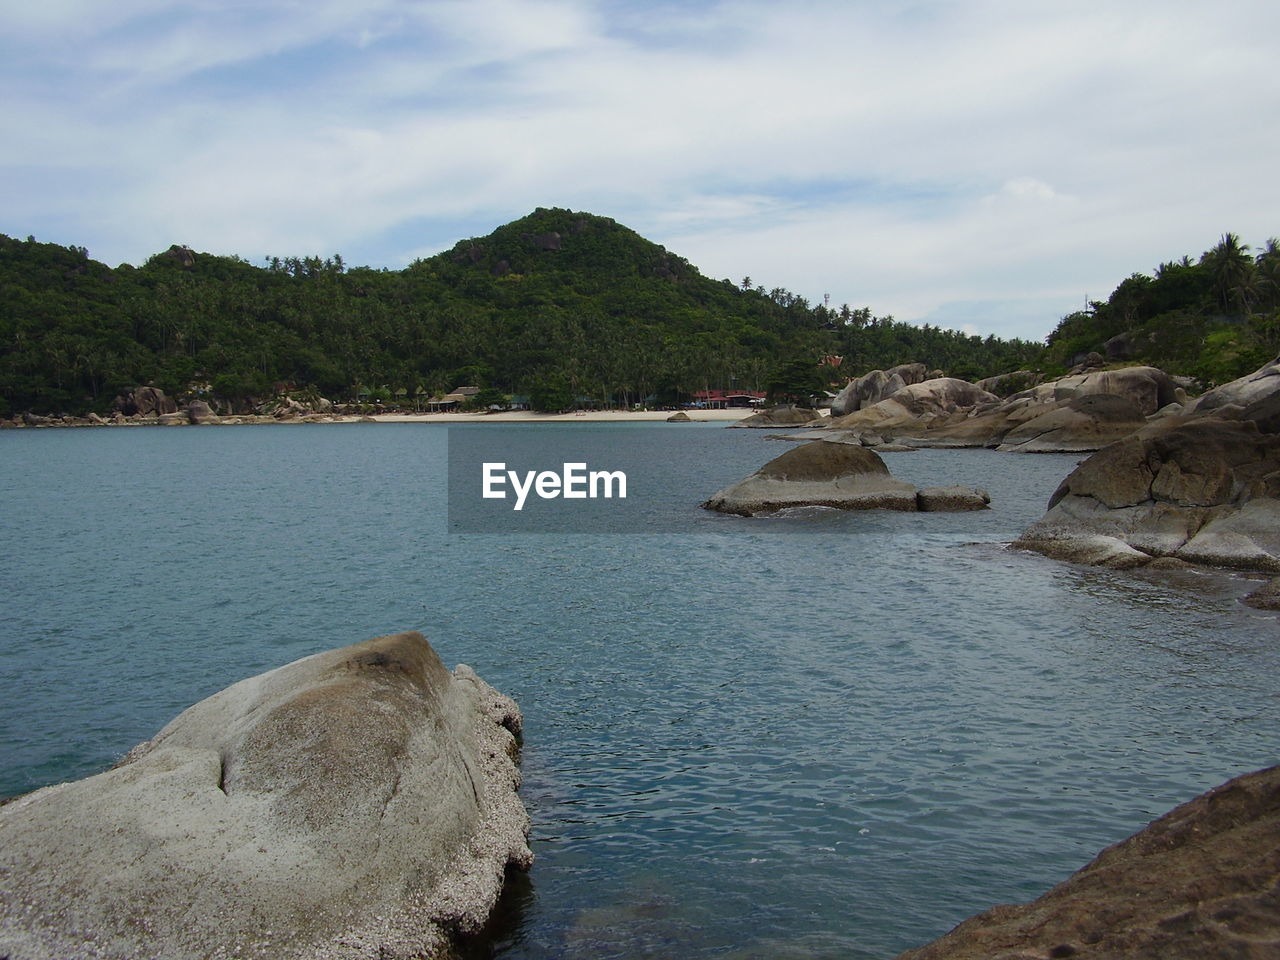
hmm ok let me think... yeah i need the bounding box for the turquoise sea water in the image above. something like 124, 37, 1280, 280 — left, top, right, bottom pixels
1, 423, 1276, 959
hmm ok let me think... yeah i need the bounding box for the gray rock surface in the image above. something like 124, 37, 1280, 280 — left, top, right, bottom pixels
1013, 418, 1280, 570
701, 440, 986, 516
0, 631, 531, 960
186, 399, 219, 424
916, 486, 991, 511
827, 378, 999, 434
702, 440, 918, 514
829, 363, 930, 417
996, 393, 1147, 453
730, 406, 825, 428
896, 764, 1280, 960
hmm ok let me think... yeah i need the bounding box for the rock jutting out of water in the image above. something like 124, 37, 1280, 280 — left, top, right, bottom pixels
700, 440, 989, 516
0, 631, 531, 960
1012, 417, 1280, 571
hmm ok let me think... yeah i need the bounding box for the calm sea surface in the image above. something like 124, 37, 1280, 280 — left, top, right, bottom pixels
1, 423, 1276, 958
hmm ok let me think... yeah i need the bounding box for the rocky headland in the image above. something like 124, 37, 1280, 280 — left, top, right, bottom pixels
0, 631, 531, 960
701, 439, 989, 516
817, 364, 1186, 453
896, 764, 1280, 960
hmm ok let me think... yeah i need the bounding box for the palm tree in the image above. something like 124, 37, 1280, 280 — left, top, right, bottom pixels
1200, 232, 1255, 314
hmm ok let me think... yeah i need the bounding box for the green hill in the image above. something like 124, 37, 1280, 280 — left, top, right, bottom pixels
1044, 233, 1280, 384
0, 208, 1045, 416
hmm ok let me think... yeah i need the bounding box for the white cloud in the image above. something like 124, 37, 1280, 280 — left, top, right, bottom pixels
4, 0, 1280, 340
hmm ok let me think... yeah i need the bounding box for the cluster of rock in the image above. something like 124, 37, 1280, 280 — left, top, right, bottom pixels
0, 632, 531, 960
829, 362, 941, 416
897, 764, 1280, 960
821, 365, 1185, 453
1, 388, 346, 429
701, 440, 989, 516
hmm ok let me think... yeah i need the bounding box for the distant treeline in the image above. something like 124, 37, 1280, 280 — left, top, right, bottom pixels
0, 208, 1048, 415
3, 208, 1272, 416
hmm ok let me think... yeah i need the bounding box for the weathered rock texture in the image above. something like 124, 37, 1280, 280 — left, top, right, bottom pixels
827, 378, 999, 435
731, 406, 825, 428
827, 365, 1183, 453
701, 440, 987, 516
896, 764, 1280, 960
829, 363, 930, 417
0, 631, 531, 960
1013, 418, 1280, 570
995, 394, 1148, 453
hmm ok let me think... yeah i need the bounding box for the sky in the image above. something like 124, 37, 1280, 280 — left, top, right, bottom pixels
3, 0, 1279, 342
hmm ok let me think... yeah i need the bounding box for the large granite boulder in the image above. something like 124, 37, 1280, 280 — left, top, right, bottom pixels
0, 631, 532, 960
701, 440, 987, 516
896, 764, 1280, 960
1013, 418, 1280, 570
1187, 356, 1280, 432
702, 441, 918, 514
185, 400, 219, 424
829, 363, 930, 417
827, 378, 999, 434
730, 406, 825, 428
996, 394, 1148, 453
113, 386, 178, 417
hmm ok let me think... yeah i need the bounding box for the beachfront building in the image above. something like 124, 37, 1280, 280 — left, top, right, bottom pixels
691, 389, 767, 409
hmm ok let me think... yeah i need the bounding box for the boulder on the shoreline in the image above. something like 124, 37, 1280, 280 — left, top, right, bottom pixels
1013, 417, 1280, 570
666, 411, 692, 422
995, 393, 1148, 453
701, 440, 987, 516
827, 378, 998, 434
731, 406, 825, 428
113, 385, 177, 417
0, 631, 532, 960
895, 764, 1280, 960
829, 363, 930, 417
1187, 355, 1280, 417
186, 399, 219, 424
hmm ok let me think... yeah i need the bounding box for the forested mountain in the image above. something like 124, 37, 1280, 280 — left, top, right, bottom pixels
1, 208, 1049, 415
1044, 232, 1280, 384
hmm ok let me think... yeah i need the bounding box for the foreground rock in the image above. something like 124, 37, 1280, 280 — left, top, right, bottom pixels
731, 406, 825, 428
0, 631, 531, 960
896, 764, 1280, 960
701, 440, 987, 516
1013, 418, 1280, 570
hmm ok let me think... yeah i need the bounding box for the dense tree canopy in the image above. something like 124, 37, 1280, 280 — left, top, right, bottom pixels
1, 208, 1049, 416
1044, 232, 1280, 385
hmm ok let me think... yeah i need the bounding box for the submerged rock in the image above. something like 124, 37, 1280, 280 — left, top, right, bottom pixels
701, 440, 987, 516
896, 764, 1280, 960
1013, 418, 1280, 570
0, 631, 531, 960
1243, 576, 1280, 610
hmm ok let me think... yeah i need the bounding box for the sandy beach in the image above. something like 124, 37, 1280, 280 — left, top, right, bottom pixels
367, 408, 759, 423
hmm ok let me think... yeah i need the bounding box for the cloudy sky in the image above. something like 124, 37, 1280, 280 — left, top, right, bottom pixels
3, 0, 1278, 341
